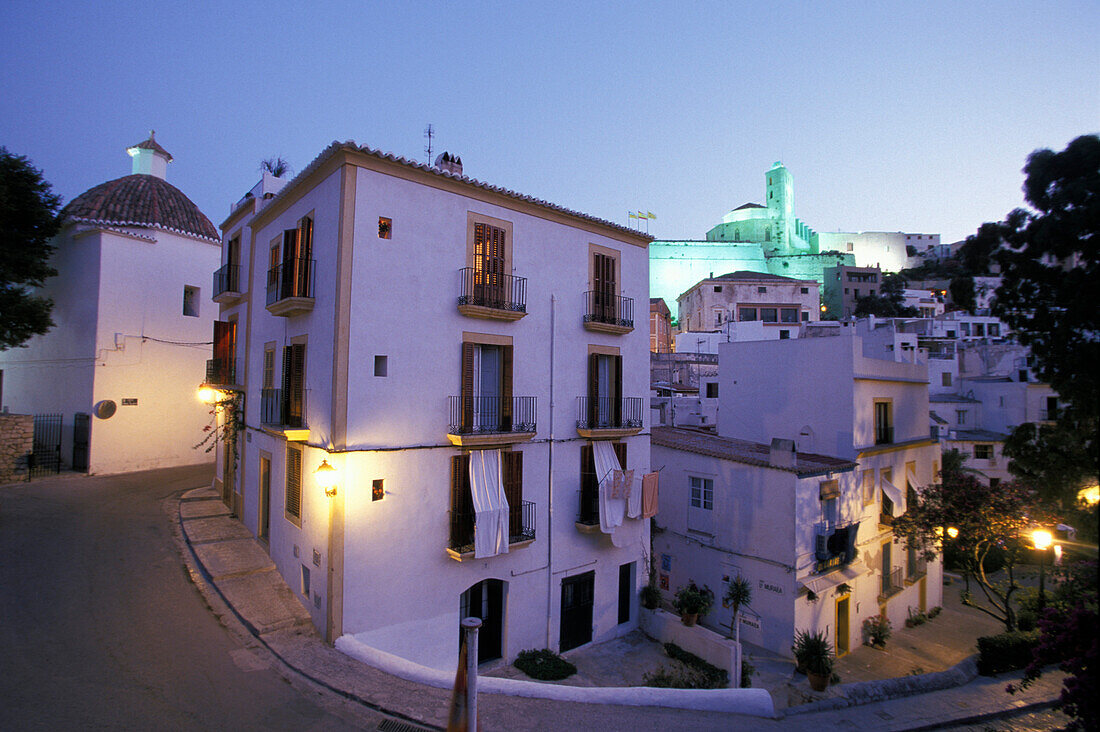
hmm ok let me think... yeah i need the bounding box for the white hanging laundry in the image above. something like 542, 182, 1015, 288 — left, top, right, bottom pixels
593, 441, 624, 535
623, 469, 641, 518
469, 449, 509, 558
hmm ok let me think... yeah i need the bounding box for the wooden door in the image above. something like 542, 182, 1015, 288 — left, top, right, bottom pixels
836, 595, 850, 656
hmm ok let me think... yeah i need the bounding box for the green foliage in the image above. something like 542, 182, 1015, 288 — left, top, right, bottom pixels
948, 274, 976, 314
740, 658, 754, 688
640, 584, 661, 609
0, 147, 62, 351
862, 614, 892, 646
1004, 420, 1096, 508
673, 582, 715, 617
793, 629, 834, 676
853, 273, 920, 318
513, 648, 577, 681
260, 157, 291, 177
723, 575, 752, 638
643, 642, 729, 689
976, 630, 1041, 675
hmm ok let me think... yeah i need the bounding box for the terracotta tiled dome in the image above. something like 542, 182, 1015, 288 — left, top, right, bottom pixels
63, 174, 218, 241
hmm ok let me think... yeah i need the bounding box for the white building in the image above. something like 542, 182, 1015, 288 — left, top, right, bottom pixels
711, 334, 943, 645
210, 142, 652, 671
0, 133, 220, 474
676, 271, 820, 336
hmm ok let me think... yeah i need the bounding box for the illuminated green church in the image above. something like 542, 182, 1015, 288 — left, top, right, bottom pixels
650, 161, 919, 312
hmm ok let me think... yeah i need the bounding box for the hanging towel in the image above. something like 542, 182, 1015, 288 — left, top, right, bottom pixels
593, 441, 624, 534
469, 449, 509, 558
641, 471, 659, 518
623, 470, 641, 518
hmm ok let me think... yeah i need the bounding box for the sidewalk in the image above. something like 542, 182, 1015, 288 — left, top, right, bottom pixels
175, 484, 1066, 730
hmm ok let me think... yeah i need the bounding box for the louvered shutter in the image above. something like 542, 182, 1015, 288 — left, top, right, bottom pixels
612, 355, 623, 426
213, 320, 232, 371
281, 346, 292, 425
588, 353, 600, 427
613, 441, 627, 471
451, 454, 473, 549
580, 444, 597, 523
285, 446, 302, 518
503, 451, 523, 538
288, 344, 305, 428
461, 343, 475, 432
501, 345, 513, 430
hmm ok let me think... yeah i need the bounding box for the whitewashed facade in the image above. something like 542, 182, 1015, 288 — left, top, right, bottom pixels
211, 142, 651, 671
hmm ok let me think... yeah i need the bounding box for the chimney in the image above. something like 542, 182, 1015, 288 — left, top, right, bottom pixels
769, 438, 796, 468
433, 151, 463, 176
126, 130, 172, 180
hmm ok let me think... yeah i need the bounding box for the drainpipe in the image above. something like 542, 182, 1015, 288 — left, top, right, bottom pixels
546, 294, 556, 649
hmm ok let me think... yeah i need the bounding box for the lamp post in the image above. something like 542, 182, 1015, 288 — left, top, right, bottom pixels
315, 458, 338, 498
1031, 529, 1052, 609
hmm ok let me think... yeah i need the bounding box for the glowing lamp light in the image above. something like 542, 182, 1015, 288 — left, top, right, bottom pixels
1031, 529, 1053, 551
198, 386, 220, 404
820, 304, 827, 312
315, 459, 338, 498
1079, 484, 1099, 506
947, 526, 958, 539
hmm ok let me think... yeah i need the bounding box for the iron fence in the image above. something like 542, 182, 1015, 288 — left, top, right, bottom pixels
457, 267, 526, 313
575, 397, 643, 431
449, 500, 535, 554
583, 291, 634, 328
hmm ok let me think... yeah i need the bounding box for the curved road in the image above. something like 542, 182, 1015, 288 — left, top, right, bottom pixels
0, 465, 383, 731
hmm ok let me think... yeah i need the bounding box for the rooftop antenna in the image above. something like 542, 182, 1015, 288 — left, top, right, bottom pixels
424, 123, 435, 165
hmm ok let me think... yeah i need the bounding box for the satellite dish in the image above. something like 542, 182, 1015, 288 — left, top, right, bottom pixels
94, 400, 117, 419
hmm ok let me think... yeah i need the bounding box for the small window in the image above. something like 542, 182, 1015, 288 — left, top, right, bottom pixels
846, 242, 854, 251
974, 444, 993, 460
779, 330, 790, 339
862, 469, 876, 505
956, 410, 967, 425
301, 565, 311, 596
757, 286, 767, 293
285, 446, 302, 521
942, 372, 952, 387
378, 216, 392, 239
801, 312, 808, 321
263, 347, 275, 389
374, 355, 388, 377
780, 307, 798, 323
689, 476, 713, 510
761, 308, 778, 323
713, 285, 723, 293
705, 383, 719, 398
372, 479, 385, 501
714, 310, 724, 327
800, 287, 809, 294
183, 286, 200, 317
739, 307, 757, 322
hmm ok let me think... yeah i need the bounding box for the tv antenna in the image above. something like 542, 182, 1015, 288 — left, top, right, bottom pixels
424, 123, 435, 164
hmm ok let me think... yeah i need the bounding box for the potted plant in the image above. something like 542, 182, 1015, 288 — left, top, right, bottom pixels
862, 614, 892, 648
794, 629, 835, 690
641, 584, 661, 610
673, 582, 714, 626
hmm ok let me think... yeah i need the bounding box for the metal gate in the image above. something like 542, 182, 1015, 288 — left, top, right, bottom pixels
72, 412, 90, 473
30, 413, 63, 477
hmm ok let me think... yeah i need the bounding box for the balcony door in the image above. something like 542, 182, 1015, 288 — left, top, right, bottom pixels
836, 595, 850, 656
588, 353, 622, 428
593, 252, 617, 321
462, 342, 513, 433
473, 222, 506, 307
460, 579, 503, 664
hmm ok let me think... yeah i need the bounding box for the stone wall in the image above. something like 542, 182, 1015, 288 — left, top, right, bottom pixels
0, 413, 33, 484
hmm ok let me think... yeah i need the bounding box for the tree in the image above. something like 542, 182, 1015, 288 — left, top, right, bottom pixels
260, 157, 291, 177
893, 468, 1050, 632
986, 135, 1100, 506
0, 147, 61, 350
1003, 421, 1096, 507
853, 273, 919, 318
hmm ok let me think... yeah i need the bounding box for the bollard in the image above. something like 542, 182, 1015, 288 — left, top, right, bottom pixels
462, 617, 482, 731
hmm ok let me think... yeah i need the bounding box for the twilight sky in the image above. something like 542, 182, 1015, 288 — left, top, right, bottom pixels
1, 1, 1096, 244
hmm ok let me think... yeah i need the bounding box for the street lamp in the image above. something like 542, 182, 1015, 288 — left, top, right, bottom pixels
198, 386, 221, 404
1031, 529, 1052, 609
315, 458, 338, 498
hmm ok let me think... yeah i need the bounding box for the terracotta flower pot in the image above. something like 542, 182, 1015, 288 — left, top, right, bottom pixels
681, 612, 698, 626
807, 671, 829, 691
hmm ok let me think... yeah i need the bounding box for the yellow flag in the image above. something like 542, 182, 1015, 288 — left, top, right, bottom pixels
647, 211, 657, 220
628, 211, 637, 219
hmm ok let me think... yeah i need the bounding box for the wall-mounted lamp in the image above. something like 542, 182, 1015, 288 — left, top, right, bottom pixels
198, 386, 221, 404
315, 458, 338, 498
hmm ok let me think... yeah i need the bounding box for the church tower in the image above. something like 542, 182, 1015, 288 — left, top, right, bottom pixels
766, 162, 794, 254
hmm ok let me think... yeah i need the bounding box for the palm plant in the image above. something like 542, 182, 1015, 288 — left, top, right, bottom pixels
724, 575, 753, 640
260, 157, 291, 178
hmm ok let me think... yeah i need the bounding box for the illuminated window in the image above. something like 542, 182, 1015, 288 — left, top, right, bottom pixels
378, 216, 392, 239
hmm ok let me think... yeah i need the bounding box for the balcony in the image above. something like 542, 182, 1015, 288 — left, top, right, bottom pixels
266, 258, 315, 317
456, 268, 527, 321
212, 264, 242, 304
446, 396, 537, 447
204, 357, 237, 387
575, 397, 643, 438
583, 291, 634, 334
879, 567, 904, 600
906, 555, 928, 584
813, 522, 858, 573
874, 425, 894, 446
447, 500, 535, 560
260, 387, 309, 441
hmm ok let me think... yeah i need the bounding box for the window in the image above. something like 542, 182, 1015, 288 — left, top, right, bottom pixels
713, 310, 724, 327
801, 311, 809, 321
473, 222, 507, 305
450, 451, 526, 550
372, 479, 385, 501
846, 242, 854, 252
183, 286, 200, 317
592, 250, 619, 322
738, 307, 757, 321
262, 346, 275, 389
461, 339, 514, 432
374, 355, 388, 377
713, 285, 723, 293
285, 445, 302, 521
281, 343, 306, 428
689, 476, 713, 510
960, 323, 971, 336
760, 308, 778, 323
822, 497, 838, 527
779, 330, 790, 340
587, 351, 624, 428
301, 565, 310, 596
974, 323, 985, 337
705, 382, 719, 398
757, 286, 767, 294
956, 410, 967, 425
974, 444, 993, 460
378, 216, 392, 239
942, 372, 952, 387
800, 287, 809, 294
988, 324, 1000, 337
780, 307, 798, 323
874, 401, 893, 445
212, 320, 236, 382
1045, 396, 1058, 420
862, 469, 876, 505
580, 442, 626, 524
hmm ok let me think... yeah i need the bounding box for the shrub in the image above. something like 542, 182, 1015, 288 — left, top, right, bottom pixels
640, 584, 661, 609
863, 614, 892, 647
663, 642, 729, 687
793, 629, 834, 677
977, 631, 1041, 675
673, 582, 715, 617
513, 648, 577, 681
741, 658, 754, 688
928, 606, 942, 618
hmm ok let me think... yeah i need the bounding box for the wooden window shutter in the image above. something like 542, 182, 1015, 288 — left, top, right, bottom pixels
285, 446, 302, 518
283, 344, 305, 428
503, 450, 523, 538
461, 343, 475, 432
298, 217, 313, 260
213, 321, 232, 362
588, 353, 600, 426
451, 454, 473, 549
282, 229, 299, 264
613, 354, 623, 426
281, 228, 299, 297
613, 441, 627, 470
581, 443, 595, 494
501, 345, 513, 430
281, 346, 293, 424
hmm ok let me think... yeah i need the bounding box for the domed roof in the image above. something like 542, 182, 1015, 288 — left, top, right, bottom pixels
63, 174, 218, 241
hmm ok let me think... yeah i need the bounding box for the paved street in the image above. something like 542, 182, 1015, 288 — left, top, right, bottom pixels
0, 465, 383, 731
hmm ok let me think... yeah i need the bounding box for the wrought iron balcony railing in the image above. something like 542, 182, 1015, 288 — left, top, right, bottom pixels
583, 291, 634, 329
448, 396, 537, 435
260, 387, 306, 428
449, 500, 535, 554
205, 357, 236, 386
457, 267, 526, 313
213, 263, 241, 297
880, 567, 904, 598
575, 397, 643, 431
266, 258, 315, 306
874, 425, 894, 445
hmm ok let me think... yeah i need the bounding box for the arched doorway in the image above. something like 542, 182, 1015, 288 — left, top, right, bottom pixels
460, 579, 504, 664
